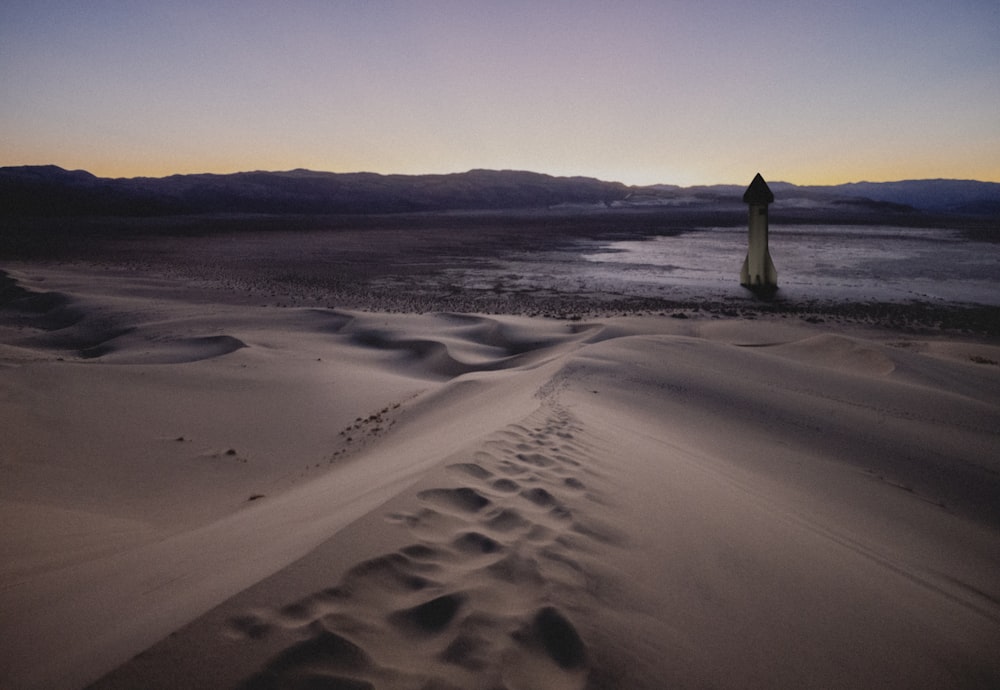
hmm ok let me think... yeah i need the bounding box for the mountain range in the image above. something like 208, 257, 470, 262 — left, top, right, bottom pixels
2, 165, 999, 217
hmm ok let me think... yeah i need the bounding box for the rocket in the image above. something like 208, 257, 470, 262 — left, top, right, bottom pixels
740, 172, 777, 290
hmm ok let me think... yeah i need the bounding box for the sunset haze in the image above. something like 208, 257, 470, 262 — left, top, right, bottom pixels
2, 0, 998, 186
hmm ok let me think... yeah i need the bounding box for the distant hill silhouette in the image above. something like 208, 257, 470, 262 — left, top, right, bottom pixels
0, 167, 630, 216
831, 180, 1000, 215
1, 165, 998, 217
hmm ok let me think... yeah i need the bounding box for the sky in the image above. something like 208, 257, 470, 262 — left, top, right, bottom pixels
1, 1, 998, 187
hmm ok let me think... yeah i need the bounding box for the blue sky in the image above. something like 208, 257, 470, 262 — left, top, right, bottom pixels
2, 0, 998, 185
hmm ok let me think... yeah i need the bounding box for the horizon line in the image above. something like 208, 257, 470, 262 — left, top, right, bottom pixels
3, 162, 999, 189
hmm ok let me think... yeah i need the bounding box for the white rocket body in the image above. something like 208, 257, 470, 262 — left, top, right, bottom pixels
740, 173, 777, 289
740, 201, 777, 287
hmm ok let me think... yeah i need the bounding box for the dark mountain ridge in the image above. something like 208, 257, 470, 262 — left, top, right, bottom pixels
0, 167, 630, 217
2, 165, 999, 218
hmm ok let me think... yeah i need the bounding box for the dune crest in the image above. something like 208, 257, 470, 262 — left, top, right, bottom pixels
198, 401, 610, 690
764, 333, 897, 376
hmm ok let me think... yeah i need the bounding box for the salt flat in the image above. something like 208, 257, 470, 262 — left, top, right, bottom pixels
1, 263, 998, 689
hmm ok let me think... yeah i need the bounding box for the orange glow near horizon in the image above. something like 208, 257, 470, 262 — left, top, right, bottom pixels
19, 156, 996, 189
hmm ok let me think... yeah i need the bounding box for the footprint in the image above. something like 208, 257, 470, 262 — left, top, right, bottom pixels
227, 613, 272, 640
549, 504, 574, 521
389, 592, 466, 634
447, 462, 493, 480
491, 478, 520, 493
393, 507, 469, 540
554, 454, 582, 467
417, 487, 492, 513
452, 531, 503, 554
496, 460, 527, 476
485, 552, 544, 586
277, 601, 317, 624
482, 508, 530, 533
520, 487, 558, 507
525, 525, 554, 543
524, 606, 587, 670
539, 548, 590, 590
239, 630, 375, 690
439, 632, 491, 671
341, 553, 437, 595
399, 544, 444, 560
516, 453, 555, 468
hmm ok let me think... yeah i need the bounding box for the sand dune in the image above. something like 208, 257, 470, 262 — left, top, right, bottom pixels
1, 265, 998, 689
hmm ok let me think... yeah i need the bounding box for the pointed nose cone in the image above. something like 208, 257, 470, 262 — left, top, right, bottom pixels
743, 173, 774, 204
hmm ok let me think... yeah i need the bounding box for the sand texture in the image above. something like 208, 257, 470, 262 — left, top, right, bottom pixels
1, 264, 999, 689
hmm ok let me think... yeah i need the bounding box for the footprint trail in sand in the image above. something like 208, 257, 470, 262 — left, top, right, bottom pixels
230, 403, 622, 690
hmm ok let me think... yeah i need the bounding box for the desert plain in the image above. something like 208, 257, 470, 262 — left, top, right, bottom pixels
1, 213, 999, 689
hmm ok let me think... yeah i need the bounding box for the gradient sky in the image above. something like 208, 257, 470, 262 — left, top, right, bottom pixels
2, 1, 998, 186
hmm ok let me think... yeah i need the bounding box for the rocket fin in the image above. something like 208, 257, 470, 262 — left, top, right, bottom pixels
765, 251, 777, 285
740, 254, 750, 286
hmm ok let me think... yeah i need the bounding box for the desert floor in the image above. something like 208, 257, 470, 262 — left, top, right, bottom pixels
1, 241, 999, 689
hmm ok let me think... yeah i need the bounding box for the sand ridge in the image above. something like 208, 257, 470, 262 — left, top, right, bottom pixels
224, 402, 611, 690
1, 264, 999, 689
